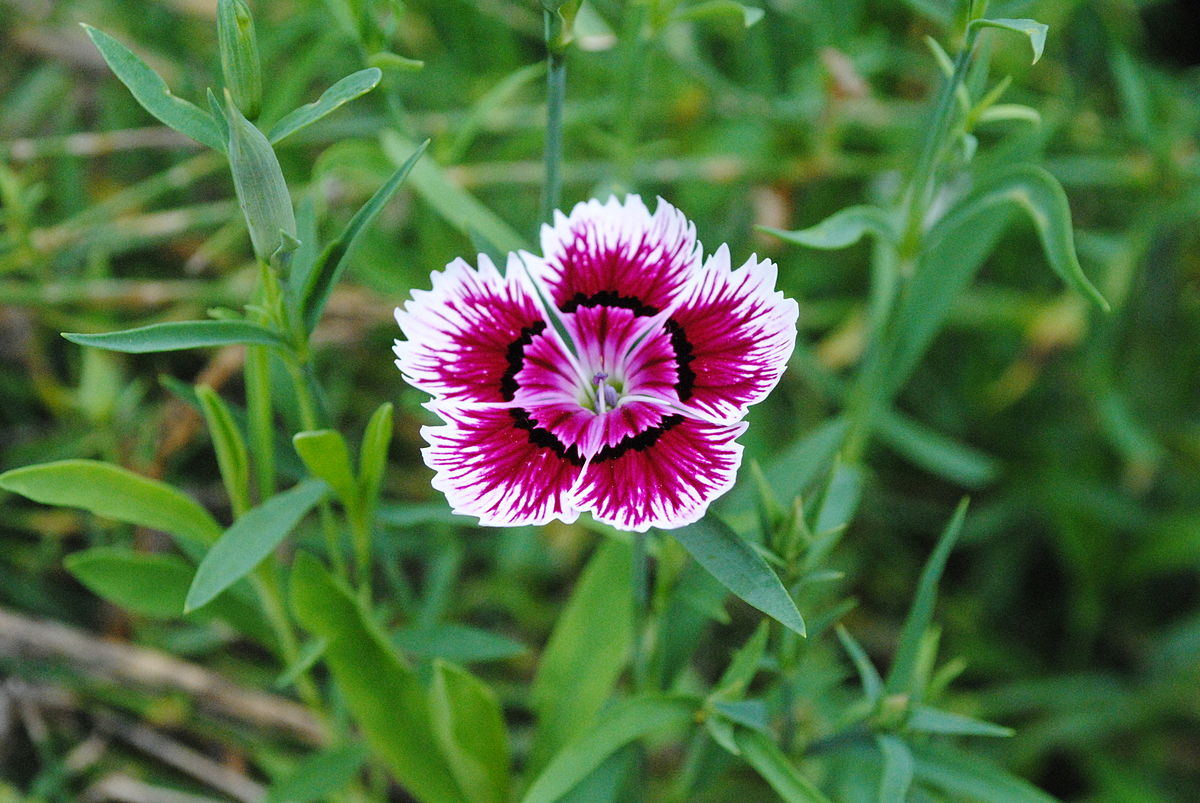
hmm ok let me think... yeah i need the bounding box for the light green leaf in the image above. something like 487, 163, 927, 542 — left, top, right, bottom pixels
264, 744, 368, 803
875, 735, 914, 803
836, 625, 883, 703
758, 206, 896, 250
671, 516, 805, 636
976, 104, 1041, 126
64, 546, 274, 643
290, 553, 466, 803
906, 704, 1014, 737
672, 1, 765, 27
81, 24, 225, 151
62, 320, 285, 354
299, 139, 428, 333
521, 697, 696, 803
968, 17, 1049, 64
0, 460, 221, 545
734, 729, 832, 803
358, 402, 393, 512
911, 742, 1058, 803
293, 430, 357, 508
392, 624, 527, 664
380, 132, 526, 255
884, 499, 968, 697
185, 479, 328, 612
275, 638, 327, 690
65, 547, 197, 618
712, 699, 768, 731
268, 68, 382, 144
197, 385, 250, 515
529, 539, 633, 772
429, 660, 510, 803
714, 621, 768, 698
926, 166, 1108, 310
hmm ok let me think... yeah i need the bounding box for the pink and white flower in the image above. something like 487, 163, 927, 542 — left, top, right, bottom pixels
394, 196, 797, 532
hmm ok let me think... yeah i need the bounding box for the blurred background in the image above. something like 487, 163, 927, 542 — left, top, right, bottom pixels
0, 0, 1198, 800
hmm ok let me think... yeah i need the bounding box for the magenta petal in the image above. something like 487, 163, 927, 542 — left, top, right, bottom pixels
669, 247, 798, 422
535, 195, 703, 314
394, 254, 544, 403
574, 416, 747, 532
422, 404, 584, 527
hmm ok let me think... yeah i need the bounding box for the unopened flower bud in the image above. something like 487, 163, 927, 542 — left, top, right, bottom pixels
225, 91, 296, 262
218, 0, 262, 118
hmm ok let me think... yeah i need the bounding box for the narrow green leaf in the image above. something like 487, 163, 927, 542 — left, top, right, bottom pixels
671, 516, 805, 636
65, 547, 196, 618
358, 402, 393, 511
715, 621, 769, 698
836, 625, 883, 703
81, 24, 225, 151
758, 205, 896, 250
63, 320, 285, 354
300, 139, 428, 333
293, 430, 357, 508
185, 479, 328, 612
752, 418, 849, 507
521, 697, 696, 803
529, 539, 633, 772
392, 624, 527, 664
906, 704, 1014, 737
926, 168, 1108, 310
968, 17, 1049, 64
380, 132, 526, 255
875, 410, 999, 488
884, 499, 969, 697
64, 547, 274, 644
290, 553, 467, 803
0, 460, 221, 545
268, 68, 382, 144
813, 463, 862, 536
875, 735, 914, 803
712, 699, 768, 731
734, 729, 832, 803
910, 742, 1058, 803
275, 637, 327, 690
197, 385, 250, 515
264, 744, 368, 803
429, 660, 510, 803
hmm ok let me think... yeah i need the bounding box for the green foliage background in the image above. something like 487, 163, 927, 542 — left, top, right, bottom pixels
1, 0, 1198, 800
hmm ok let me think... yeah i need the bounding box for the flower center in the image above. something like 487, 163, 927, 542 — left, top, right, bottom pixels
591, 371, 622, 414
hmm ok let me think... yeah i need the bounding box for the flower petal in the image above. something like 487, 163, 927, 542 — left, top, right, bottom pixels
527, 399, 674, 459
394, 254, 544, 403
574, 416, 747, 532
422, 404, 584, 527
667, 246, 798, 421
534, 195, 703, 315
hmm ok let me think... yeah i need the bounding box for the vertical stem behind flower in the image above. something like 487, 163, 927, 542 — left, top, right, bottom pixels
542, 10, 567, 224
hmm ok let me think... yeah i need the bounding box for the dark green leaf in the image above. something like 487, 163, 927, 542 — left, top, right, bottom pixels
875, 410, 1000, 488
521, 697, 696, 803
734, 729, 832, 803
906, 704, 1014, 737
910, 742, 1058, 803
268, 68, 382, 144
884, 499, 968, 697
392, 624, 527, 664
759, 205, 896, 250
836, 625, 883, 703
265, 744, 368, 803
875, 735, 914, 803
63, 320, 285, 354
299, 139, 428, 332
671, 516, 805, 636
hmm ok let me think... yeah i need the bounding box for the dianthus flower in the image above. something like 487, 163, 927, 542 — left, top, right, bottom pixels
394, 196, 797, 531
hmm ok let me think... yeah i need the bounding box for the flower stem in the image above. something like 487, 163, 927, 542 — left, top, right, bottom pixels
541, 10, 567, 224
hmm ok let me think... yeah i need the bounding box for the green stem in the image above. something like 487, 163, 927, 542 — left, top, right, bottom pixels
244, 345, 275, 503
541, 12, 567, 223
253, 563, 321, 709
630, 530, 650, 691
